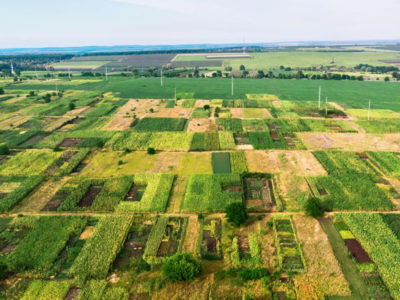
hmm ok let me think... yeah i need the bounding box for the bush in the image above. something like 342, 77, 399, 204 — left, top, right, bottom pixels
225, 202, 248, 227
238, 268, 270, 280
135, 259, 151, 274
304, 197, 324, 218
0, 145, 10, 155
147, 147, 156, 155
162, 253, 202, 282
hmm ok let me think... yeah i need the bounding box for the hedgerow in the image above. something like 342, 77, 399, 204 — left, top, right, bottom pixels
55, 148, 90, 176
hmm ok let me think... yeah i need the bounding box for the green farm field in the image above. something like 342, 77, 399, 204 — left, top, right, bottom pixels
2, 69, 400, 299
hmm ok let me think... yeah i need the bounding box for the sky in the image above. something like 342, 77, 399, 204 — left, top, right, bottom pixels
0, 0, 399, 48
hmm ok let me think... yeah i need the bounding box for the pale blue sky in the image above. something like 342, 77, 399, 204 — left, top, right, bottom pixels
0, 0, 399, 48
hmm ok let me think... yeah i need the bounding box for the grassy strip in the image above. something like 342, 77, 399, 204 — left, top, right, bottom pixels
22, 280, 72, 300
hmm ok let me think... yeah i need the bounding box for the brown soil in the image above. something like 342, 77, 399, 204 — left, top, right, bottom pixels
0, 193, 7, 200
19, 133, 49, 147
344, 239, 372, 263
102, 117, 134, 130
125, 185, 140, 201
73, 162, 87, 173
270, 132, 280, 140
222, 185, 242, 193
42, 191, 68, 211
356, 152, 368, 160
1, 244, 16, 254
59, 138, 83, 147
64, 288, 81, 300
78, 185, 102, 207
237, 236, 250, 254
202, 230, 217, 253
246, 199, 263, 207
187, 118, 214, 132
89, 99, 101, 106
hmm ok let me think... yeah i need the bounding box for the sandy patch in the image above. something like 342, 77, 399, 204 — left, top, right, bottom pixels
299, 132, 400, 151
195, 100, 211, 108
230, 108, 243, 118
187, 118, 215, 132
79, 226, 95, 240
151, 107, 193, 118
102, 117, 133, 130
114, 99, 161, 117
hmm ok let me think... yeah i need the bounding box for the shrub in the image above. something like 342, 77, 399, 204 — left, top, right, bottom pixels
147, 147, 156, 155
135, 259, 151, 274
238, 268, 270, 280
304, 197, 324, 218
225, 202, 248, 227
0, 145, 10, 155
162, 253, 202, 282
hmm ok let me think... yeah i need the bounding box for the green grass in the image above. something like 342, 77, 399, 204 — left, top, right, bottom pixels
190, 132, 220, 151
367, 152, 400, 177
191, 108, 211, 118
0, 150, 61, 176
181, 174, 243, 212
230, 152, 247, 174
134, 117, 187, 132
8, 216, 87, 272
211, 152, 231, 173
341, 213, 400, 299
22, 280, 72, 300
9, 77, 400, 111
216, 118, 243, 132
356, 120, 400, 133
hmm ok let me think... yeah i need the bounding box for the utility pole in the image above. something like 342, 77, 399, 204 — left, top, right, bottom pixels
231, 76, 234, 96
318, 86, 321, 109
160, 68, 163, 87
368, 100, 371, 121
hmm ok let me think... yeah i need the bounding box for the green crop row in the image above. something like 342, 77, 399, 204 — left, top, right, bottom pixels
108, 132, 193, 151
116, 174, 174, 212
55, 148, 90, 176
133, 117, 187, 132
143, 216, 169, 259
0, 175, 46, 212
190, 132, 220, 151
182, 174, 243, 212
22, 280, 73, 300
7, 216, 87, 272
218, 132, 236, 150
340, 213, 400, 299
273, 216, 306, 273
366, 151, 400, 177
69, 215, 133, 280
230, 152, 247, 174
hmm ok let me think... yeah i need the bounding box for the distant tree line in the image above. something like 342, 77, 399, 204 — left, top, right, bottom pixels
354, 64, 399, 73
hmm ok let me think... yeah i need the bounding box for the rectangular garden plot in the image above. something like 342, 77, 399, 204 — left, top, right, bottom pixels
143, 216, 188, 263
230, 233, 261, 266
199, 218, 222, 260
273, 217, 306, 273
212, 152, 231, 174
243, 174, 278, 210
124, 183, 147, 202
112, 217, 154, 270
79, 184, 103, 207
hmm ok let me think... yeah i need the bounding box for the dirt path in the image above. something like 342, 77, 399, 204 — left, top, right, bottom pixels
12, 177, 70, 213
166, 176, 188, 213
319, 217, 370, 299
181, 215, 200, 253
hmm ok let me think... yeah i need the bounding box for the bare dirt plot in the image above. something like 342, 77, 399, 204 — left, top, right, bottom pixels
245, 150, 326, 210
181, 215, 200, 253
13, 177, 69, 213
293, 216, 351, 299
64, 106, 89, 117
167, 176, 189, 213
187, 118, 215, 132
102, 117, 133, 130
151, 107, 193, 118
298, 132, 400, 152
245, 150, 326, 176
230, 108, 243, 118
195, 100, 211, 108
114, 99, 161, 117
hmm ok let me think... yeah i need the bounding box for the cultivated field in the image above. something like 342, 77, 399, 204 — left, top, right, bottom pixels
1, 74, 400, 300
